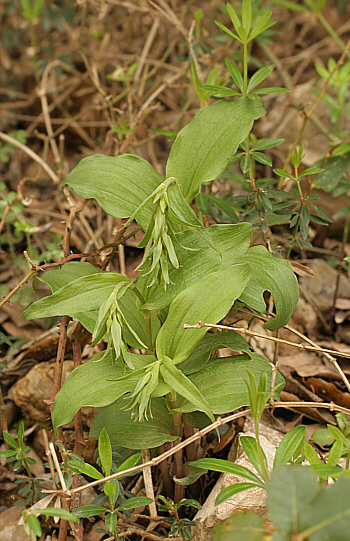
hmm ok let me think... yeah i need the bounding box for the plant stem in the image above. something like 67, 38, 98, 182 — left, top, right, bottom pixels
317, 12, 347, 55
169, 392, 184, 502
255, 421, 269, 483
243, 42, 248, 96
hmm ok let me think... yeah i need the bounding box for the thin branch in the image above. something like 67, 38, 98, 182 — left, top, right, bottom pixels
0, 131, 58, 183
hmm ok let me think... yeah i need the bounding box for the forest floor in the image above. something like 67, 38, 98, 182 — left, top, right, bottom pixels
1, 0, 350, 540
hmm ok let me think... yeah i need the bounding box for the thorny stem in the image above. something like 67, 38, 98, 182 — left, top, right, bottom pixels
331, 200, 350, 319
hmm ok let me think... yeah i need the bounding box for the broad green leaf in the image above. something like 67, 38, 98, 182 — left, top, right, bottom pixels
160, 356, 215, 423
166, 97, 266, 202
140, 222, 252, 310
312, 152, 350, 192
216, 482, 262, 506
177, 354, 284, 414
167, 181, 203, 228
38, 265, 158, 348
99, 428, 112, 477
156, 264, 251, 364
64, 154, 164, 230
178, 330, 251, 375
24, 273, 129, 319
117, 497, 153, 511
190, 458, 264, 486
52, 351, 156, 429
299, 476, 350, 539
240, 245, 298, 331
273, 426, 305, 468
247, 65, 274, 93
212, 511, 266, 541
72, 505, 107, 518
267, 465, 318, 533
240, 436, 267, 480
38, 261, 103, 293
90, 397, 177, 449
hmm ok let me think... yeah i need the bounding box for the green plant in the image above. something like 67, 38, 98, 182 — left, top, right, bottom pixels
0, 422, 45, 506
212, 466, 350, 540
70, 428, 152, 539
0, 130, 27, 163
311, 412, 350, 469
270, 0, 348, 54
189, 372, 307, 504
21, 0, 298, 505
157, 496, 201, 541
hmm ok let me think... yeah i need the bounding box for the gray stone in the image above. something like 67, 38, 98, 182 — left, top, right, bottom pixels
0, 506, 27, 540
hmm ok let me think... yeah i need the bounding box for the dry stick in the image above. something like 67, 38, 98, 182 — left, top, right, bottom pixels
278, 36, 350, 189
234, 304, 350, 394
0, 131, 58, 183
141, 449, 158, 519
134, 18, 160, 83
38, 61, 61, 167
185, 320, 350, 394
43, 431, 58, 493
118, 70, 184, 155
41, 400, 350, 498
48, 443, 80, 541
